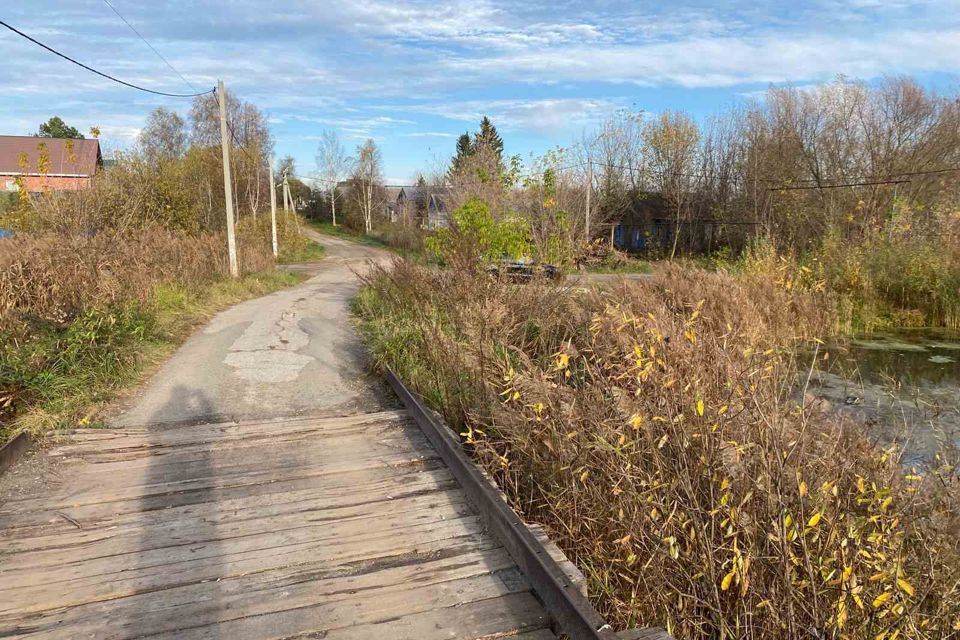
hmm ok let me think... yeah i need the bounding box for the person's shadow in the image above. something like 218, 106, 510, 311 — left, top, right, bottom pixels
120, 385, 224, 638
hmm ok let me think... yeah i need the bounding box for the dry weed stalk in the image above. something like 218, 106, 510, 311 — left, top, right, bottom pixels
356, 260, 960, 639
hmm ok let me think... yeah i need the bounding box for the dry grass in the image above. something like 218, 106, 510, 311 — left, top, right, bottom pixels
0, 226, 273, 325
0, 227, 285, 440
355, 260, 960, 639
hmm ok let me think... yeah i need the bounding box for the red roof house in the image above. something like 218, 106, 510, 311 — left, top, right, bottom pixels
0, 136, 102, 194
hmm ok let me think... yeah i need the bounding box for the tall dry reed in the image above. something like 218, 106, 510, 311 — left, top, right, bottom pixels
356, 260, 960, 639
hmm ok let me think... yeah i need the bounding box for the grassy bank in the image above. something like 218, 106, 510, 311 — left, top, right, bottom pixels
0, 229, 299, 444
355, 259, 960, 639
279, 239, 326, 263
308, 220, 390, 248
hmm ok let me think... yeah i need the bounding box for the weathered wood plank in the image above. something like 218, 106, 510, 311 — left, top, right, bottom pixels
32, 425, 431, 482
1, 447, 439, 512
2, 467, 456, 539
0, 493, 478, 574
53, 409, 409, 445
170, 591, 553, 640
0, 458, 447, 526
2, 487, 471, 556
0, 409, 559, 638
1, 547, 524, 637
45, 415, 418, 463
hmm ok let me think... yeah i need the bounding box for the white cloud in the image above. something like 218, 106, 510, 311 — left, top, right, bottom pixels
396, 98, 623, 133
399, 131, 457, 137
437, 29, 960, 88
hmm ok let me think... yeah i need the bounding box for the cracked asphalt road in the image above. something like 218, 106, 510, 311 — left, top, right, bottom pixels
110, 231, 394, 427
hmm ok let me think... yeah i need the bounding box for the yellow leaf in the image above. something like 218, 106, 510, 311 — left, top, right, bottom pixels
799, 481, 808, 497
897, 578, 915, 597
696, 399, 704, 416
872, 591, 892, 608
579, 470, 589, 482
807, 512, 822, 528
721, 570, 736, 591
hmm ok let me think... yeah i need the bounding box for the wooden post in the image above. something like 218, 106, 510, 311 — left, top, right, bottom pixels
282, 173, 290, 231
218, 79, 239, 277
269, 159, 278, 258
287, 177, 301, 233
584, 158, 592, 244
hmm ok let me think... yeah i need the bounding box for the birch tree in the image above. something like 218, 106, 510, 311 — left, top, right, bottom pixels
315, 130, 351, 227
352, 139, 383, 234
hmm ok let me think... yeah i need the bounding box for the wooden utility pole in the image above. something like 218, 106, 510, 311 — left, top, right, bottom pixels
584, 158, 592, 243
282, 172, 291, 231
217, 79, 239, 277
286, 176, 301, 233
269, 159, 278, 258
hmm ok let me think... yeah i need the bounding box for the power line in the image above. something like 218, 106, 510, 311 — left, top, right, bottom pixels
100, 0, 198, 92
761, 165, 960, 185
767, 179, 911, 192
0, 19, 211, 98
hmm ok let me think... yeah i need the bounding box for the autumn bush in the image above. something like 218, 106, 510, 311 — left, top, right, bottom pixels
0, 226, 284, 440
734, 204, 960, 332
355, 259, 960, 639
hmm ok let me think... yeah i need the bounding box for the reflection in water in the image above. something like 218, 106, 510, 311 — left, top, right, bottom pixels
808, 328, 960, 466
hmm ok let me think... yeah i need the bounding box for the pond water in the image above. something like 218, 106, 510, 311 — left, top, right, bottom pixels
807, 328, 960, 466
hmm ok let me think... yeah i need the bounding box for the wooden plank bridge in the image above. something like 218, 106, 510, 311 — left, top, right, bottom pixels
0, 409, 560, 639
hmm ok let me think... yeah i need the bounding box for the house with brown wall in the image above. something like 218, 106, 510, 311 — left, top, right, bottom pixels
0, 136, 102, 194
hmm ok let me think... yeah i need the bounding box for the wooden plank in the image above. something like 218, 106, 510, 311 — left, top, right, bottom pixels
54, 409, 409, 442
2, 487, 472, 556
1, 448, 439, 512
168, 590, 552, 640
2, 467, 457, 539
1, 547, 524, 637
0, 407, 560, 639
0, 492, 476, 573
35, 424, 431, 479
0, 516, 493, 600
46, 414, 416, 461
0, 458, 447, 526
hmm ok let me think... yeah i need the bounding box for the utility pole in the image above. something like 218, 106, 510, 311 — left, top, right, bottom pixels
268, 159, 278, 258
282, 172, 290, 231
217, 79, 239, 277
584, 157, 592, 244
287, 176, 301, 233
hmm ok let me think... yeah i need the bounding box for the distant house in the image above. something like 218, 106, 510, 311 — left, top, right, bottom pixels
383, 186, 449, 228
0, 136, 102, 194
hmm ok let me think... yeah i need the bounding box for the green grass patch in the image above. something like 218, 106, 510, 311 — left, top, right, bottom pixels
308, 220, 389, 248
279, 239, 326, 264
0, 270, 301, 444
584, 259, 653, 275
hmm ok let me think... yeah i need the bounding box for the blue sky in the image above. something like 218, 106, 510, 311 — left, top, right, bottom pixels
3, 0, 960, 182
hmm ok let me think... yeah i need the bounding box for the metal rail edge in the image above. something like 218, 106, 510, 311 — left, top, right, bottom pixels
385, 368, 671, 640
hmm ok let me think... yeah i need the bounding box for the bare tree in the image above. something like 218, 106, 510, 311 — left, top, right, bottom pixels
138, 107, 186, 163
352, 139, 383, 234
315, 130, 352, 227
642, 111, 701, 259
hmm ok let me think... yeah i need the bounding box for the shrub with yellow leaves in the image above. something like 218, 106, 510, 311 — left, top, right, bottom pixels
355, 259, 960, 640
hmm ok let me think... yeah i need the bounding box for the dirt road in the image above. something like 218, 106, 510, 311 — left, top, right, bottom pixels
112, 231, 392, 427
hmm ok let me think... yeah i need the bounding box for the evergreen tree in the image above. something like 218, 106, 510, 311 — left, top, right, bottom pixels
473, 116, 503, 160
449, 132, 473, 177
37, 116, 84, 139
